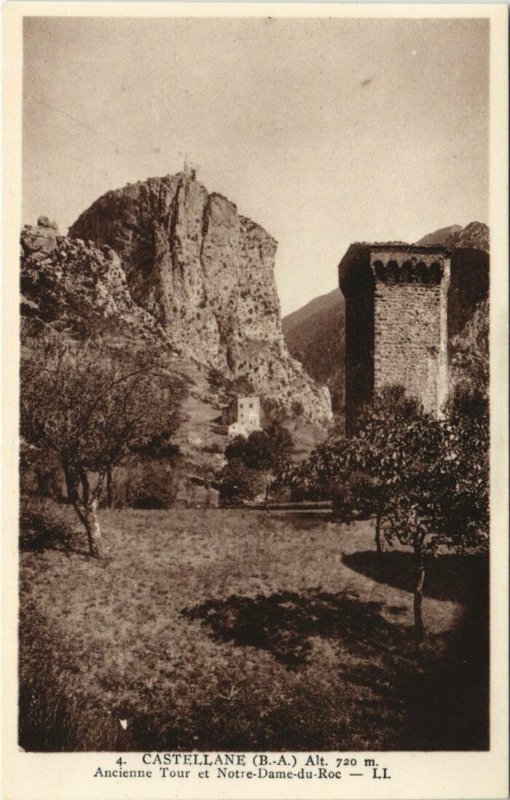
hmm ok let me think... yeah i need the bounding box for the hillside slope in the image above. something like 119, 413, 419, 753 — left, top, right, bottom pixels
282, 289, 345, 413
415, 225, 462, 246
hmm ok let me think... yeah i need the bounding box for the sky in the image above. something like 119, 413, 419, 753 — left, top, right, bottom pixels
23, 16, 489, 316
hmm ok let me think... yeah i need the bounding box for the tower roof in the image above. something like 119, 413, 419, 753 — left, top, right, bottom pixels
339, 242, 450, 294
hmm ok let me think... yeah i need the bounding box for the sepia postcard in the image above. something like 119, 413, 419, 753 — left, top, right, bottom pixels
2, 3, 509, 799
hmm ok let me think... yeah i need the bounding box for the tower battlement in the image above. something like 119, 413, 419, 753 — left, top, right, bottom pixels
370, 245, 449, 285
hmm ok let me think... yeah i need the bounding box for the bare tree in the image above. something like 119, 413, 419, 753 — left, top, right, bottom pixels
20, 335, 184, 558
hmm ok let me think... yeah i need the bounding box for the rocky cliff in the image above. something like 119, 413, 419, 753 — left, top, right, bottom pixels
445, 221, 490, 253
416, 221, 489, 252
69, 172, 331, 423
21, 216, 166, 343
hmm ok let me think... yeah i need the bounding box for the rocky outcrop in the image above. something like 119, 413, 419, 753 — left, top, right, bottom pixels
445, 221, 489, 253
449, 300, 488, 398
20, 217, 168, 344
416, 221, 489, 253
69, 171, 331, 423
21, 216, 59, 258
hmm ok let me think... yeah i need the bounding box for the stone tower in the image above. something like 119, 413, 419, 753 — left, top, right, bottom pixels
339, 244, 451, 429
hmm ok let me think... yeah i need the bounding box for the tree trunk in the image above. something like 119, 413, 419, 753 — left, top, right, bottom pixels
413, 546, 426, 643
375, 512, 383, 558
82, 500, 104, 559
106, 466, 113, 509
264, 480, 271, 514
62, 465, 75, 504
35, 468, 51, 497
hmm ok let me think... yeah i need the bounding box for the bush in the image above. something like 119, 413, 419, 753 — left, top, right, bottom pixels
208, 368, 225, 390
107, 460, 179, 510
217, 459, 264, 507
226, 376, 255, 396
19, 496, 76, 552
20, 444, 63, 500
262, 397, 289, 425
330, 471, 373, 520
203, 441, 224, 455
330, 479, 355, 519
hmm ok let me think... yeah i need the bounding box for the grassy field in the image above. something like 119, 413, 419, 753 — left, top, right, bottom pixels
19, 501, 488, 751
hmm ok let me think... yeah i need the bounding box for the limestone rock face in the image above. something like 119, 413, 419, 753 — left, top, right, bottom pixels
416, 221, 490, 253
69, 172, 331, 423
20, 222, 168, 343
21, 216, 59, 260
445, 221, 490, 253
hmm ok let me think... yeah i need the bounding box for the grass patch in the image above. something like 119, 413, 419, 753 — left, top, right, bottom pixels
19, 503, 488, 751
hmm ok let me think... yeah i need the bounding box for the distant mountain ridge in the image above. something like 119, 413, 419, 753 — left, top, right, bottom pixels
283, 222, 490, 415
415, 224, 463, 246
415, 221, 489, 252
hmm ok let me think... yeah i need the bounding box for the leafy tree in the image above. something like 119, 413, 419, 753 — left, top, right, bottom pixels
283, 387, 421, 551
265, 421, 294, 469
217, 458, 263, 507
126, 459, 180, 510
121, 431, 183, 510
345, 388, 423, 555
224, 435, 249, 463
129, 432, 181, 460
277, 443, 333, 502
280, 385, 489, 639
221, 422, 293, 508
20, 335, 184, 558
384, 407, 489, 640
220, 422, 293, 508
244, 422, 293, 471
247, 423, 293, 508
242, 431, 273, 472
20, 440, 62, 499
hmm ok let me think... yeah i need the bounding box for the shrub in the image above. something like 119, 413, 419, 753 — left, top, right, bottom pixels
118, 460, 179, 510
202, 441, 224, 455
330, 478, 355, 520
226, 376, 255, 396
208, 367, 225, 390
20, 443, 63, 500
19, 495, 75, 552
262, 397, 290, 425
217, 459, 264, 506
